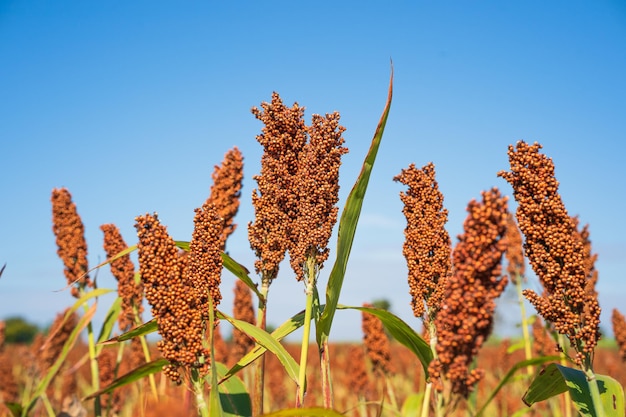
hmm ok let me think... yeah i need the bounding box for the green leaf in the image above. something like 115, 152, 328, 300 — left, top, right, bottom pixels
101, 318, 158, 344
4, 401, 22, 417
175, 240, 190, 251
337, 304, 432, 379
95, 296, 122, 353
474, 355, 561, 417
25, 304, 97, 415
260, 407, 346, 417
220, 309, 306, 382
523, 363, 625, 417
317, 65, 393, 344
209, 297, 225, 417
84, 358, 170, 400
218, 310, 300, 385
214, 362, 252, 417
400, 393, 423, 417
221, 252, 264, 302
88, 245, 138, 276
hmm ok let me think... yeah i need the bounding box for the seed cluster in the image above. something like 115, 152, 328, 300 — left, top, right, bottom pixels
101, 224, 143, 332
135, 210, 222, 384
98, 347, 122, 415
346, 345, 370, 398
249, 93, 307, 280
51, 188, 92, 297
504, 213, 525, 284
361, 303, 394, 376
429, 188, 509, 398
232, 279, 256, 363
37, 309, 79, 372
532, 316, 555, 357
498, 141, 601, 366
394, 162, 451, 320
208, 147, 244, 249
612, 309, 626, 362
289, 112, 347, 281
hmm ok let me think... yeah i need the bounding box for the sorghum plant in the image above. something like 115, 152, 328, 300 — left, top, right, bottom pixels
498, 141, 601, 370
51, 188, 92, 298
430, 188, 509, 404
232, 279, 256, 365
612, 309, 626, 362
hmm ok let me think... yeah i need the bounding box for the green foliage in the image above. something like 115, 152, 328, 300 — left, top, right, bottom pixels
3, 316, 40, 344
371, 298, 392, 311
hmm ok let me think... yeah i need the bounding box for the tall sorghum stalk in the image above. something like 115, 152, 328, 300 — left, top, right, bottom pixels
499, 141, 603, 416
430, 188, 509, 412
249, 92, 307, 414
361, 303, 397, 412
504, 213, 533, 375
51, 188, 101, 416
394, 162, 451, 417
135, 203, 223, 416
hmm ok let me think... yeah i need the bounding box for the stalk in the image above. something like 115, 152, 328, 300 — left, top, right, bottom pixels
192, 367, 210, 417
134, 306, 158, 399
514, 274, 533, 375
253, 278, 270, 415
557, 333, 572, 417
296, 256, 317, 407
384, 376, 398, 412
320, 337, 334, 408
78, 287, 101, 417
585, 369, 607, 417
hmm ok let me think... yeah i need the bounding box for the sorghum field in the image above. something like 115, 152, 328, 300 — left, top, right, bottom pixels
1, 74, 625, 417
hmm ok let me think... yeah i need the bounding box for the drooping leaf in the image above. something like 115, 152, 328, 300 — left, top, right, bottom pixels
100, 318, 158, 345
96, 296, 122, 352
474, 355, 561, 417
221, 309, 306, 382
218, 310, 300, 385
221, 252, 263, 302
84, 358, 169, 399
336, 304, 431, 379
0, 263, 6, 279
214, 362, 252, 417
317, 65, 393, 344
523, 363, 625, 417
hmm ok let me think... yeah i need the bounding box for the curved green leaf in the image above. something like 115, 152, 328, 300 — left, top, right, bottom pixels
221, 252, 264, 302
474, 355, 561, 417
337, 304, 431, 379
100, 318, 157, 345
96, 296, 122, 352
220, 309, 306, 382
84, 358, 169, 400
260, 407, 346, 417
214, 362, 252, 417
317, 65, 393, 344
3, 401, 21, 417
400, 393, 423, 417
218, 310, 300, 385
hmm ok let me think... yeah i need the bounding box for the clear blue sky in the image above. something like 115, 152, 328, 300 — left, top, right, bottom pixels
1, 1, 625, 341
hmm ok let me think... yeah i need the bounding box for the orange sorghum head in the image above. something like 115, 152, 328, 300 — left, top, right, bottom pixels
37, 309, 79, 373
289, 112, 348, 282
101, 224, 143, 332
51, 188, 92, 297
135, 213, 210, 384
208, 147, 244, 250
98, 347, 123, 415
498, 141, 601, 367
504, 213, 525, 284
394, 162, 451, 320
248, 92, 308, 280
612, 309, 626, 362
361, 303, 394, 376
532, 316, 555, 357
232, 279, 256, 363
429, 188, 509, 398
347, 345, 370, 398
212, 323, 229, 365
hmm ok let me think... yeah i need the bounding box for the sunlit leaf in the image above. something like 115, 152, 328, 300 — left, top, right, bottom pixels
100, 319, 157, 345
84, 358, 169, 400
214, 362, 252, 417
221, 252, 263, 302
337, 304, 431, 379
96, 296, 122, 353
400, 393, 423, 417
260, 407, 345, 417
317, 64, 393, 344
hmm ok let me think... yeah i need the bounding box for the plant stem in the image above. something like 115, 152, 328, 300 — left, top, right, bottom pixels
296, 256, 317, 407
320, 337, 334, 408
192, 369, 210, 417
514, 274, 533, 375
585, 368, 607, 417
557, 333, 572, 417
420, 383, 433, 417
253, 278, 270, 415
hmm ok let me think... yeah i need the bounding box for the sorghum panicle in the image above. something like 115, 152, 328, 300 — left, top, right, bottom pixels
37, 309, 79, 373
394, 162, 451, 320
612, 309, 626, 362
249, 93, 307, 280
208, 147, 244, 249
361, 303, 394, 376
101, 224, 143, 332
429, 188, 509, 398
532, 316, 555, 357
347, 345, 371, 399
232, 279, 256, 363
213, 323, 229, 365
504, 213, 525, 284
288, 112, 348, 281
498, 141, 601, 366
135, 213, 207, 384
51, 188, 92, 297
99, 347, 122, 415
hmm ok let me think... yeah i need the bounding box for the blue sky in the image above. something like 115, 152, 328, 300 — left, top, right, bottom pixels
1, 1, 625, 342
